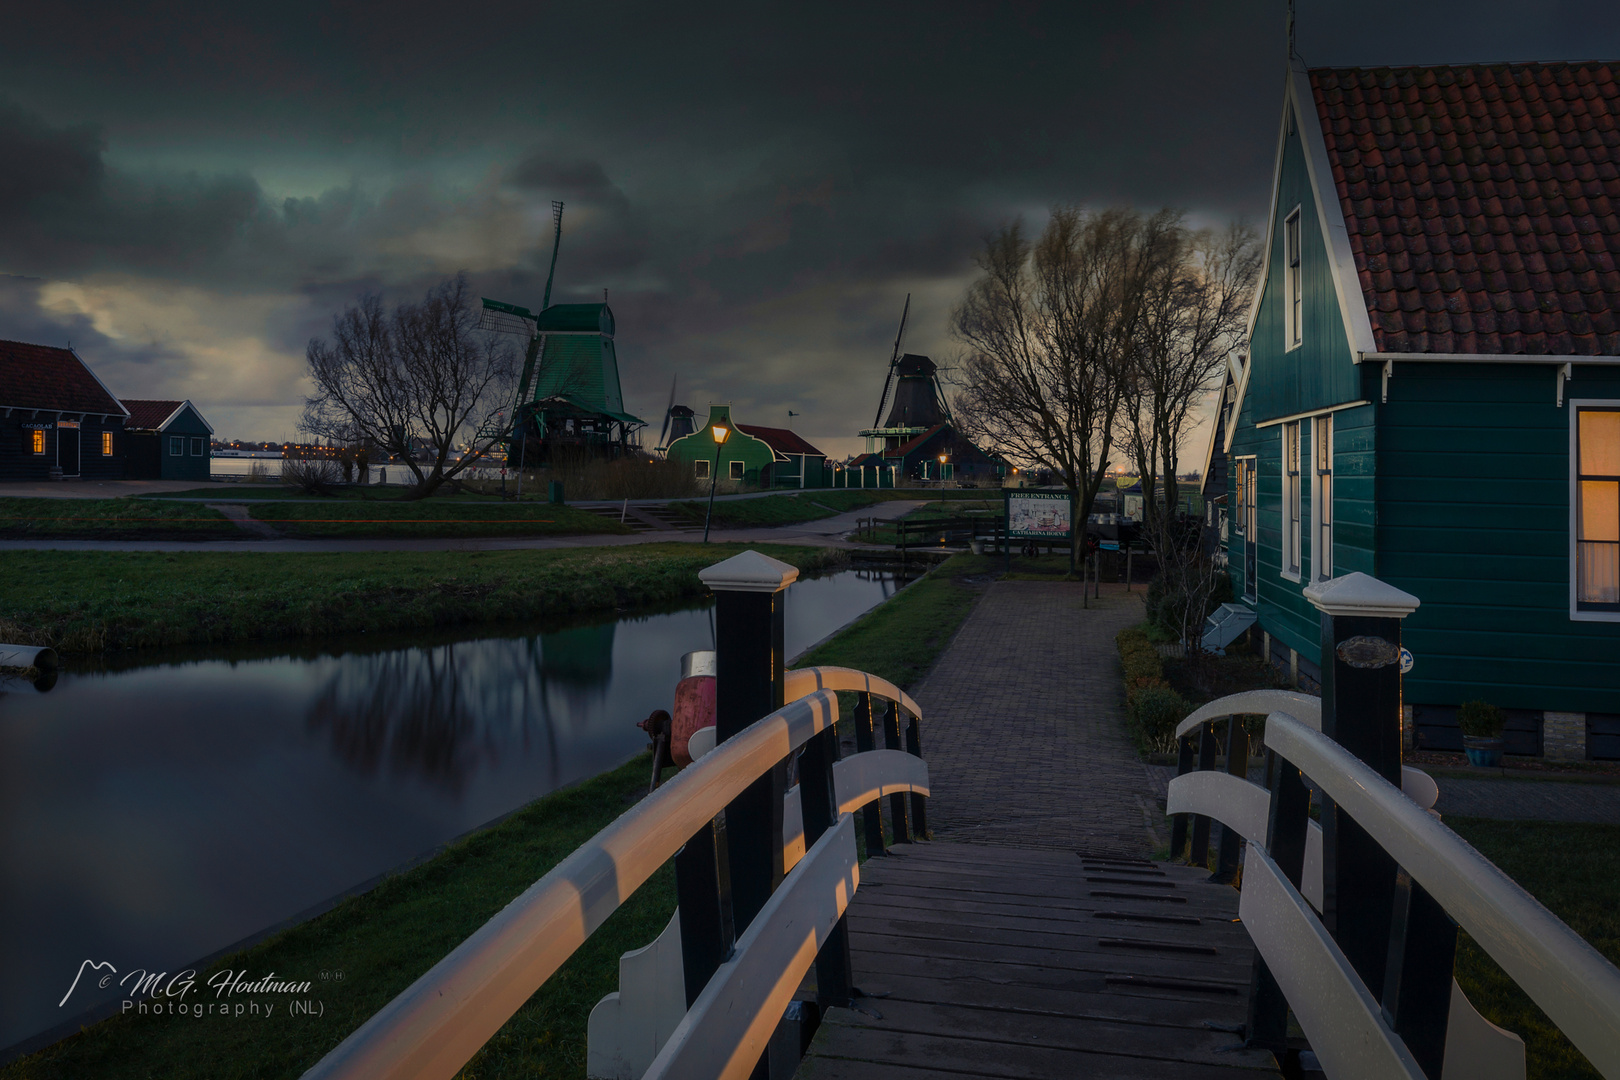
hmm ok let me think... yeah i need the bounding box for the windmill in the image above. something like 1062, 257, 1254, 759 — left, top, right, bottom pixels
656, 375, 678, 451
871, 293, 910, 429
481, 200, 565, 417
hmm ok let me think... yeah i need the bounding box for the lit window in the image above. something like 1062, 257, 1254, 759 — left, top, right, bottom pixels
170, 435, 183, 456
1284, 208, 1303, 350
31, 429, 45, 454
102, 431, 113, 456
694, 459, 710, 480
1313, 414, 1333, 581
1282, 422, 1301, 578
729, 460, 744, 480
1575, 406, 1619, 614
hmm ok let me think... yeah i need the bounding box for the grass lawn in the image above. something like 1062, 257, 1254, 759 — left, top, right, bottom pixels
666, 490, 881, 528
1445, 817, 1620, 1080
2, 554, 990, 1080
145, 486, 542, 502
0, 497, 234, 540
243, 501, 626, 538
0, 543, 846, 653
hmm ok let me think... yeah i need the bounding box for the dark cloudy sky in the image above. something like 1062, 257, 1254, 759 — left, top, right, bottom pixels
4, 1, 1619, 457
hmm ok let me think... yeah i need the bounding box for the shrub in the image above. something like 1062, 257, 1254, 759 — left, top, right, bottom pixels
1116, 625, 1188, 755
1457, 699, 1506, 739
1129, 681, 1190, 755
281, 455, 343, 495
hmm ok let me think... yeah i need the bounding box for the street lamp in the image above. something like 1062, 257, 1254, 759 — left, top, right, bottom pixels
703, 424, 730, 542
938, 453, 947, 485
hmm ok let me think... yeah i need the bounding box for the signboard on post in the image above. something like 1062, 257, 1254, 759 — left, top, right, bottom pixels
1004, 490, 1072, 540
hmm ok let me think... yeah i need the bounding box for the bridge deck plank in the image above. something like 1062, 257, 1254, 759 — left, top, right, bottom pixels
798, 842, 1280, 1079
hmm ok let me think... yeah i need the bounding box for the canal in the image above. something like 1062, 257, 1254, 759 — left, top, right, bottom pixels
0, 565, 912, 1054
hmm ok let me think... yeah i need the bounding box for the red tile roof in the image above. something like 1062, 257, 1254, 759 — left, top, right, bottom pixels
121, 399, 185, 430
735, 424, 825, 458
1312, 63, 1620, 355
0, 339, 127, 415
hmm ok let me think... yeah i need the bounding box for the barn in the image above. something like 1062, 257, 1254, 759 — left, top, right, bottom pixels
0, 340, 129, 481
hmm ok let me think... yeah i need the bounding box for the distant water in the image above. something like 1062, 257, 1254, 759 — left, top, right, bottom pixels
0, 566, 911, 1054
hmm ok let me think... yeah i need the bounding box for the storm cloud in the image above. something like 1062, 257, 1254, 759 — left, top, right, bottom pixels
3, 0, 1619, 446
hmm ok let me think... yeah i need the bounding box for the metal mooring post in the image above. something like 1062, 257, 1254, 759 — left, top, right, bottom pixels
699, 549, 796, 934
1304, 572, 1455, 1076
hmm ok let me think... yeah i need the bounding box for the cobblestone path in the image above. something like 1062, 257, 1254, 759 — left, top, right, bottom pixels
1435, 777, 1620, 824
910, 580, 1160, 856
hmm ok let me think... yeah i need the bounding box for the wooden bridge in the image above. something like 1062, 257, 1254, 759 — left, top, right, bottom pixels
297, 557, 1620, 1080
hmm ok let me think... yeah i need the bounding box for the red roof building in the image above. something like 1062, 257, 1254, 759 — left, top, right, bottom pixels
0, 339, 129, 480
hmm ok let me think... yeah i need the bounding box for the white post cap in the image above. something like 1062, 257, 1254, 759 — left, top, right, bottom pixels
698, 549, 799, 594
1303, 572, 1420, 618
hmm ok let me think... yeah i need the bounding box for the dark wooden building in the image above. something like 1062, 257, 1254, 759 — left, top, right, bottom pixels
0, 340, 129, 481
121, 399, 215, 481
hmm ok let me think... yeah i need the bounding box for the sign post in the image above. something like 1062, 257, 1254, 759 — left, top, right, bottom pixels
1003, 489, 1073, 573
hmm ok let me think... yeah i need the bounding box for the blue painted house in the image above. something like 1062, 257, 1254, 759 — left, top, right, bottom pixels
1208, 60, 1620, 760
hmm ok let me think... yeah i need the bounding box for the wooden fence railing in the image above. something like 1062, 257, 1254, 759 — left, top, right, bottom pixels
1168, 694, 1620, 1079
301, 665, 926, 1080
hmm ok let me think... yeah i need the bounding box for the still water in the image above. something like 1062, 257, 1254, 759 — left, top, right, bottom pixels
0, 567, 909, 1052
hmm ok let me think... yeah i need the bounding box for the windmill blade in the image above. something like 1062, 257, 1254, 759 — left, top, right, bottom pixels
872, 293, 910, 428
658, 374, 677, 447
541, 201, 565, 312
480, 298, 537, 337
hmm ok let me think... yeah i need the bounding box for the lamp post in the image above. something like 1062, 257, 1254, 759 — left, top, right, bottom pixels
938, 453, 947, 485
703, 423, 730, 543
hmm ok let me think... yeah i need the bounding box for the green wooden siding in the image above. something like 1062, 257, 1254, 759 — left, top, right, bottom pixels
665, 405, 776, 488
1378, 363, 1620, 715
1245, 103, 1362, 425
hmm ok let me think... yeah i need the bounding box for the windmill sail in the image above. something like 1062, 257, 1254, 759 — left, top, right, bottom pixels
872, 294, 910, 428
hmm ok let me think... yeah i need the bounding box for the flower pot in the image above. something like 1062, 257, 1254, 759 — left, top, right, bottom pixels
1462, 735, 1504, 768
969, 540, 983, 555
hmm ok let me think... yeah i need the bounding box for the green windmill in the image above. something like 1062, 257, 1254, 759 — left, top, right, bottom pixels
480, 201, 645, 468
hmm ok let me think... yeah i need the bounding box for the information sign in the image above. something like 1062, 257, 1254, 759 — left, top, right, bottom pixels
1399, 647, 1414, 674
1004, 490, 1072, 540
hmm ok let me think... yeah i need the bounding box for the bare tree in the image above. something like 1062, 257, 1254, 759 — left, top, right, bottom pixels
951, 206, 1184, 567
302, 274, 515, 499
1121, 221, 1260, 533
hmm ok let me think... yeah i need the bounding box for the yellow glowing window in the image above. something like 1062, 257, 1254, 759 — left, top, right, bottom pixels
102, 431, 113, 456
1576, 407, 1620, 609
31, 429, 44, 454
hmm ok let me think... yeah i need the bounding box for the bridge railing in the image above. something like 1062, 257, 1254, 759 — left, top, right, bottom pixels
1168, 699, 1620, 1079
301, 664, 926, 1080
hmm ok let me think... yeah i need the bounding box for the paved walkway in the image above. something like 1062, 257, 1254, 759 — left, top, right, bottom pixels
911, 580, 1159, 857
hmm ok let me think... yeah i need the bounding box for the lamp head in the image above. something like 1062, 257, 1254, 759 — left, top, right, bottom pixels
712, 424, 730, 444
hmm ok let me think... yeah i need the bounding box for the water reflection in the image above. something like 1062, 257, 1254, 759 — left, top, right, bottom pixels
0, 566, 917, 1054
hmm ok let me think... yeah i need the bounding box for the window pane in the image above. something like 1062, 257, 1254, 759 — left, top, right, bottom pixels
694, 459, 709, 479
1579, 542, 1620, 604
1580, 409, 1620, 476
1581, 480, 1620, 542
729, 460, 744, 479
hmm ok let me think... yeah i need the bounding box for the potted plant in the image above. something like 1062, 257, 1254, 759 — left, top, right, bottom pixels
1457, 700, 1506, 768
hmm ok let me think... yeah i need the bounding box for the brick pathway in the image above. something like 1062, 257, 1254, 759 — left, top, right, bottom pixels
910, 580, 1159, 856
1434, 777, 1620, 824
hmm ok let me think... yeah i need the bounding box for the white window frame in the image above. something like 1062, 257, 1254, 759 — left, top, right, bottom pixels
1282, 421, 1301, 581
1570, 399, 1620, 622
169, 435, 184, 456
1236, 455, 1258, 602
1284, 206, 1303, 351
1312, 414, 1333, 582
729, 459, 745, 480
694, 458, 710, 480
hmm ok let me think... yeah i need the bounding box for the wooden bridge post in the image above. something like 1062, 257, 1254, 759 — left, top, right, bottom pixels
1303, 573, 1450, 1062
853, 693, 885, 855
700, 551, 797, 934
1211, 717, 1250, 883
1188, 722, 1219, 868
1168, 733, 1196, 859
798, 714, 854, 1010
882, 700, 911, 843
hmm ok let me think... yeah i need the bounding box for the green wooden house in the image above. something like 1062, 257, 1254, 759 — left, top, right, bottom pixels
121, 399, 215, 481
1207, 59, 1620, 760
665, 405, 830, 489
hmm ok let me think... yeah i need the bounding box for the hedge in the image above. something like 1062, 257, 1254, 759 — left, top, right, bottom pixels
1116, 624, 1187, 755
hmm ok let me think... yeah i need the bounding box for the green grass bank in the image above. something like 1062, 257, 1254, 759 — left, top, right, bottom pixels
666, 489, 883, 528
0, 554, 988, 1080
0, 497, 233, 540
0, 543, 846, 653
243, 500, 626, 539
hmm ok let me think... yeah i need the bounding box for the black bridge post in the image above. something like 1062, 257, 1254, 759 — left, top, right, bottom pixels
1168, 733, 1196, 860
1189, 722, 1219, 868
799, 718, 853, 1010
882, 699, 910, 843
1304, 574, 1427, 1022
1211, 717, 1250, 883
674, 816, 735, 1008
905, 712, 927, 840
853, 692, 885, 855
700, 550, 797, 934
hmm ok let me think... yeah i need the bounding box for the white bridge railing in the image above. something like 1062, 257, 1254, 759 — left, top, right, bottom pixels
1168, 693, 1620, 1080
301, 666, 927, 1080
